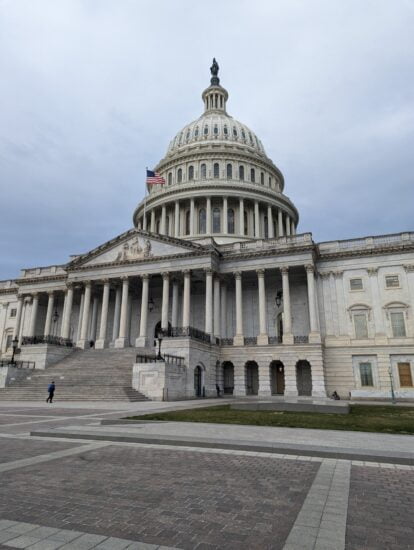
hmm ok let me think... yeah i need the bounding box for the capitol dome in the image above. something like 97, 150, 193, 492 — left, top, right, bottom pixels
133, 59, 299, 244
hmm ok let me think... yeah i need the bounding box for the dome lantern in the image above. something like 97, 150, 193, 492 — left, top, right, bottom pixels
202, 58, 228, 114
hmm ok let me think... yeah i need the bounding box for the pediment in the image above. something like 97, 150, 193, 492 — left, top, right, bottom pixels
67, 229, 204, 268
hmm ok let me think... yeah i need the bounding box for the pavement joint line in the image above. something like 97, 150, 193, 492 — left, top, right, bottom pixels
282, 459, 351, 550
0, 518, 181, 549
0, 442, 111, 473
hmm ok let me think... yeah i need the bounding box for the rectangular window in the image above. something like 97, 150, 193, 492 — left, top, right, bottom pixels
9, 309, 17, 318
385, 275, 400, 288
398, 363, 413, 387
354, 314, 368, 339
5, 335, 13, 349
390, 312, 406, 337
359, 362, 374, 386
350, 278, 363, 291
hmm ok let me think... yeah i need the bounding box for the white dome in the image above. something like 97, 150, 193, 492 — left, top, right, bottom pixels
166, 112, 267, 157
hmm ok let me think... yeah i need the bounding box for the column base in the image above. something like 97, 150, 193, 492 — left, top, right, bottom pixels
308, 332, 321, 344
233, 335, 244, 346
312, 389, 327, 397
282, 333, 294, 345
135, 336, 150, 348
284, 390, 299, 397
114, 337, 128, 349
258, 388, 271, 397
76, 339, 90, 350
257, 334, 269, 345
95, 339, 108, 349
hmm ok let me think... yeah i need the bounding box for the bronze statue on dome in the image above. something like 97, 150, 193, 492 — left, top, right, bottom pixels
210, 58, 220, 85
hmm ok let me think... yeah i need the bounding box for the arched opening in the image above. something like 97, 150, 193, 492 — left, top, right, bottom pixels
226, 163, 232, 179
296, 360, 312, 396
188, 165, 194, 180
212, 207, 221, 233
213, 163, 219, 178
199, 208, 206, 234
250, 168, 255, 183
194, 365, 203, 397
168, 172, 172, 185
244, 209, 248, 235
227, 208, 235, 234
239, 165, 245, 181
261, 172, 264, 185
270, 361, 285, 395
185, 210, 191, 235
245, 361, 259, 395
222, 361, 234, 395
177, 168, 182, 183
200, 163, 206, 180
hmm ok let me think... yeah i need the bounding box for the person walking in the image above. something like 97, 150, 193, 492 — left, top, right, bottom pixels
46, 381, 55, 403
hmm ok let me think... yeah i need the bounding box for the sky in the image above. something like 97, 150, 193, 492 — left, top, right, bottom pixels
0, 0, 413, 280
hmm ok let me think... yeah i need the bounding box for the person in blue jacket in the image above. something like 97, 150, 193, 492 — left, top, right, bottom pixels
46, 381, 55, 403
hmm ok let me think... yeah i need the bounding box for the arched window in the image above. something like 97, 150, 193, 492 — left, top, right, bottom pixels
264, 216, 269, 238
241, 129, 246, 140
233, 126, 238, 137
199, 208, 206, 234
194, 126, 199, 137
200, 163, 206, 179
260, 172, 264, 185
244, 210, 248, 235
226, 164, 232, 179
269, 176, 272, 187
177, 168, 182, 183
213, 207, 221, 232
213, 163, 219, 178
188, 165, 194, 180
239, 165, 245, 180
250, 168, 255, 183
168, 172, 172, 185
185, 211, 191, 235
186, 129, 190, 141
214, 125, 218, 136
204, 125, 209, 136
228, 209, 235, 234
224, 125, 228, 136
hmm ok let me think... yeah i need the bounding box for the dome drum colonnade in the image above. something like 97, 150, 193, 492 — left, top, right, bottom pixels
133, 64, 298, 243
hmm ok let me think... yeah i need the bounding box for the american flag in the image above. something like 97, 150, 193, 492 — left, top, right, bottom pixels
146, 170, 165, 185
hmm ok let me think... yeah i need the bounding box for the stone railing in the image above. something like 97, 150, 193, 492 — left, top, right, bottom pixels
318, 232, 414, 255
167, 326, 212, 344
0, 360, 35, 369
22, 336, 73, 347
135, 353, 185, 366
220, 233, 313, 254
294, 335, 309, 344
220, 338, 234, 346
244, 337, 257, 346
268, 336, 283, 344
19, 265, 66, 278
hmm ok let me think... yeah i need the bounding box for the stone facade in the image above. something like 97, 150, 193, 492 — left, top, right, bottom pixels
1, 63, 413, 401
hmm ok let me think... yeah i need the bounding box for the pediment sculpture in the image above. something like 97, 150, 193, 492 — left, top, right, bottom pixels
116, 237, 152, 261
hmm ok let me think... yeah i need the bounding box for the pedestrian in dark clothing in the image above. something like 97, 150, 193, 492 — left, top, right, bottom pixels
46, 381, 55, 403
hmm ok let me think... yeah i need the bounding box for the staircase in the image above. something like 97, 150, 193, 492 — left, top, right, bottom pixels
0, 348, 149, 402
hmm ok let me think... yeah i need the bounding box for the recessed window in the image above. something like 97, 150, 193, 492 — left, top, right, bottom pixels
213, 125, 218, 136
9, 308, 17, 318
398, 362, 413, 387
224, 125, 228, 136
204, 126, 208, 136
390, 312, 406, 337
386, 275, 400, 288
233, 127, 238, 137
188, 165, 194, 180
194, 126, 199, 137
354, 313, 368, 339
239, 166, 245, 180
186, 129, 190, 141
5, 334, 13, 349
244, 210, 248, 235
261, 172, 264, 185
199, 208, 206, 234
226, 164, 232, 179
350, 278, 363, 291
264, 216, 269, 238
185, 211, 191, 235
177, 168, 182, 183
168, 172, 172, 185
359, 362, 374, 386
250, 168, 255, 183
213, 163, 219, 178
228, 209, 235, 234
241, 129, 246, 140
213, 207, 221, 233
200, 164, 206, 180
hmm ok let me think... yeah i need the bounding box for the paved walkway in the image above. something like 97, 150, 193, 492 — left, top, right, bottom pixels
0, 402, 413, 549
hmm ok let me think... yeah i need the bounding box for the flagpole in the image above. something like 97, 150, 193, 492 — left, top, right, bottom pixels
143, 167, 148, 231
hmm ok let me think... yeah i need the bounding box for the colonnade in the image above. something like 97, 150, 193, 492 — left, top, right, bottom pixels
15, 263, 320, 349
138, 197, 296, 240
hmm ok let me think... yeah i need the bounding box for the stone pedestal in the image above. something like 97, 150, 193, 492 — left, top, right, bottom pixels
257, 334, 269, 345
135, 336, 150, 348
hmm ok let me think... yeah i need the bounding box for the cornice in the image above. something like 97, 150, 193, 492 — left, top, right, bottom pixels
0, 288, 18, 295
16, 274, 67, 285
221, 243, 315, 263
317, 242, 414, 260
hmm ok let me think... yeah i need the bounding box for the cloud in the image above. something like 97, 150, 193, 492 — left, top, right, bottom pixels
0, 0, 413, 278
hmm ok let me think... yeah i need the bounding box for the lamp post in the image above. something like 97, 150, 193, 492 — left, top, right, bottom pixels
156, 330, 164, 361
10, 337, 18, 365
388, 366, 396, 405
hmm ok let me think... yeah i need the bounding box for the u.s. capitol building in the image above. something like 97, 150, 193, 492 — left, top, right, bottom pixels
1, 61, 414, 401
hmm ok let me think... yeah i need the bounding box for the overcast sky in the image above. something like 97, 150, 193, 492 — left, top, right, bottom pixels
1, 0, 413, 280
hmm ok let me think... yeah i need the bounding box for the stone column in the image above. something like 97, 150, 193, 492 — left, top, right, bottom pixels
27, 293, 39, 338
189, 198, 195, 236
77, 292, 85, 342
174, 201, 180, 237
142, 214, 147, 231
44, 292, 55, 336
267, 205, 274, 238
367, 267, 386, 341
254, 201, 260, 238
89, 296, 99, 341
234, 271, 244, 345
281, 267, 293, 344
220, 281, 227, 338
160, 205, 167, 234
206, 197, 212, 234
278, 209, 284, 237
283, 356, 298, 397
306, 264, 321, 343
115, 277, 129, 348
161, 272, 170, 331
239, 198, 244, 235
112, 285, 122, 342
213, 276, 220, 338
257, 269, 268, 345
150, 210, 155, 232
205, 269, 213, 335
12, 296, 24, 341
182, 270, 191, 327
136, 274, 150, 347
171, 279, 179, 328
291, 219, 296, 235
285, 214, 291, 236
78, 282, 92, 348
61, 285, 74, 340
95, 280, 110, 349
223, 197, 228, 235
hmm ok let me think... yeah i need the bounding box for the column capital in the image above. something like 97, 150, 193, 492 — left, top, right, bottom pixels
205, 268, 213, 276
367, 267, 379, 276
256, 269, 265, 277
280, 266, 289, 275
234, 271, 242, 279
403, 264, 414, 273
120, 275, 129, 282
162, 272, 170, 281
183, 269, 191, 275
141, 273, 150, 280
65, 282, 74, 290
101, 278, 110, 284
83, 280, 92, 288
31, 292, 39, 298
305, 264, 315, 273
47, 290, 55, 297
333, 270, 343, 279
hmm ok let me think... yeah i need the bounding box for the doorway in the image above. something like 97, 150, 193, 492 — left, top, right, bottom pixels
245, 361, 259, 395
270, 361, 285, 395
296, 360, 312, 396
222, 361, 234, 395
194, 365, 203, 397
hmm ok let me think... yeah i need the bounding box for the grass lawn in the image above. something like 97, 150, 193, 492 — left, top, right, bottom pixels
128, 404, 414, 435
